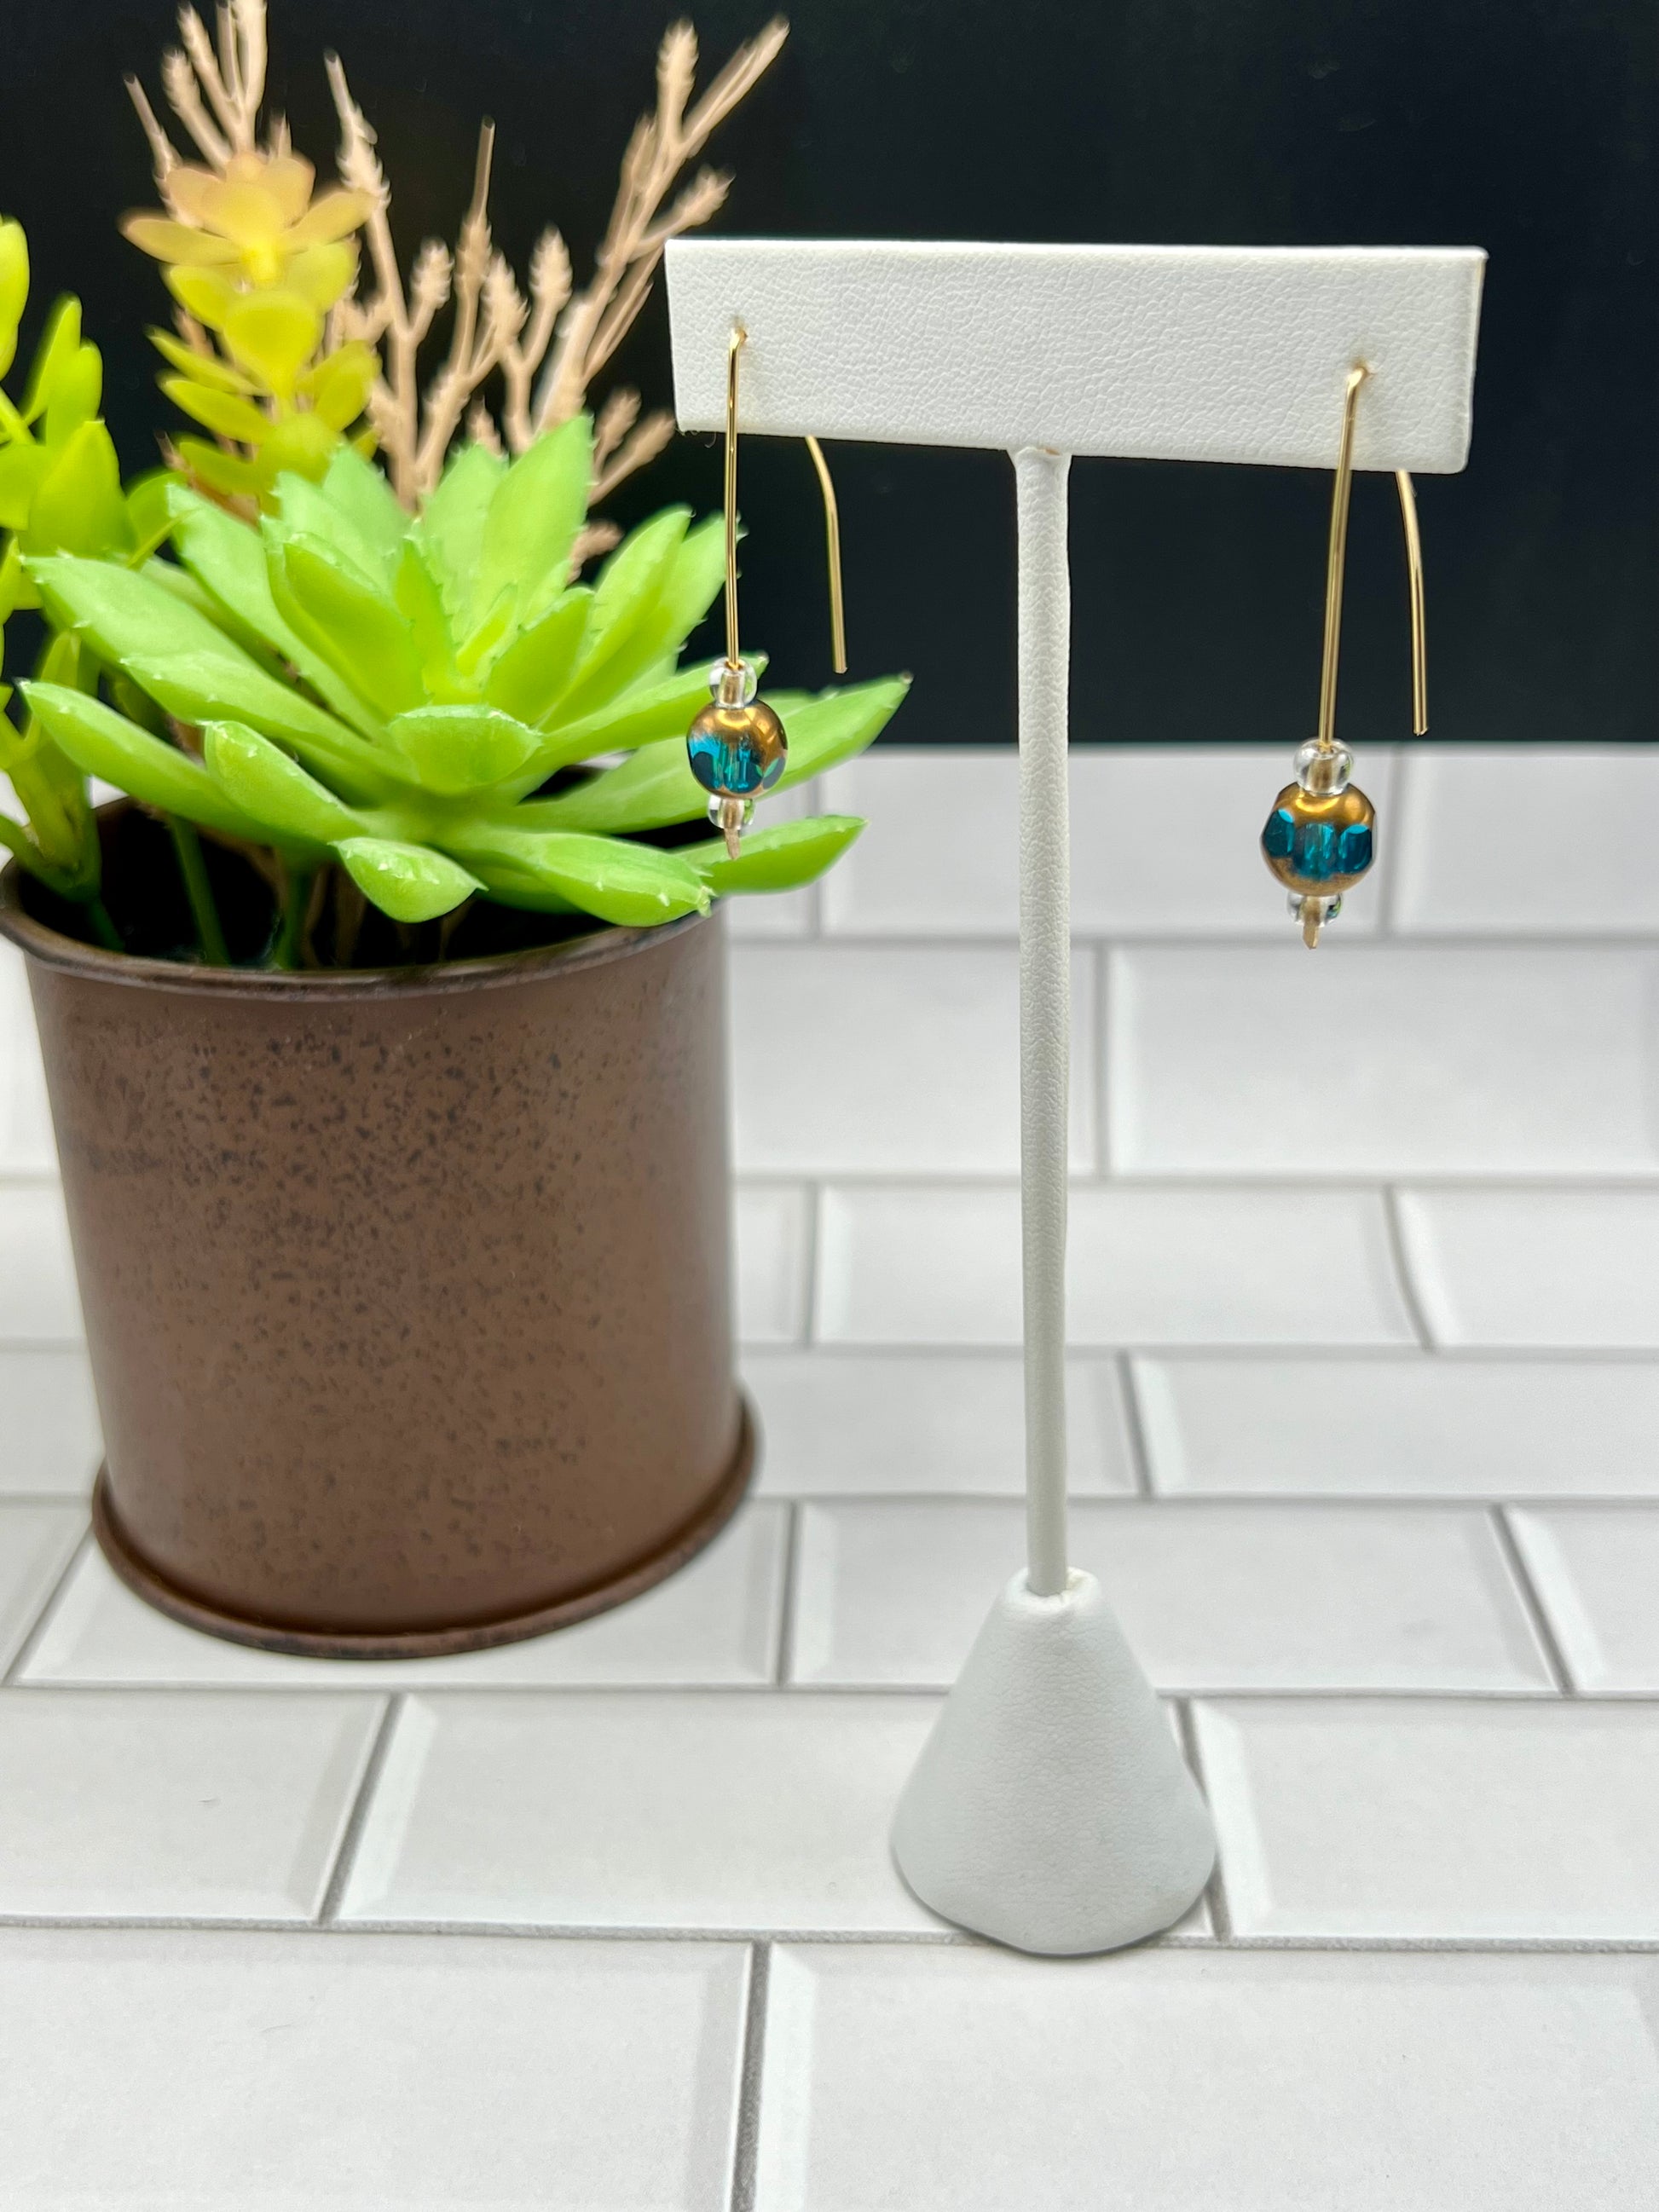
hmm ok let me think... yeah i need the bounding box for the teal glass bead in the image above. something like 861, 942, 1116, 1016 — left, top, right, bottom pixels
1261, 807, 1373, 883
685, 700, 787, 799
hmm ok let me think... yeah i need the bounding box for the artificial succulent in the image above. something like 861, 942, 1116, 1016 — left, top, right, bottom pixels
23, 413, 905, 962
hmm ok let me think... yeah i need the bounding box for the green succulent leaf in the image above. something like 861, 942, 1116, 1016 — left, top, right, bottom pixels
20, 680, 286, 846
23, 300, 101, 442
417, 442, 505, 627
501, 659, 737, 801
562, 513, 725, 717
0, 219, 28, 382
142, 554, 286, 674
454, 586, 515, 682
687, 813, 866, 896
473, 415, 592, 629
483, 587, 592, 728
267, 534, 423, 721
0, 538, 36, 616
252, 411, 340, 487
126, 469, 183, 563
273, 469, 400, 592
0, 439, 48, 532
22, 421, 132, 559
173, 437, 264, 501
384, 705, 542, 796
336, 835, 483, 922
320, 444, 409, 580
168, 486, 384, 736
203, 719, 365, 845
516, 676, 910, 835
392, 536, 458, 696
27, 553, 393, 799
556, 508, 689, 719
446, 820, 711, 928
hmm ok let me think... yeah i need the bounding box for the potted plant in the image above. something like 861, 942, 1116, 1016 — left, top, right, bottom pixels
0, 2, 905, 1655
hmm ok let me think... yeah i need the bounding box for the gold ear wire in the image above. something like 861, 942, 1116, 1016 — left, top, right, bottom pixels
804, 436, 847, 675
1316, 363, 1428, 748
1315, 364, 1368, 753
722, 322, 745, 673
723, 323, 848, 678
1395, 467, 1428, 736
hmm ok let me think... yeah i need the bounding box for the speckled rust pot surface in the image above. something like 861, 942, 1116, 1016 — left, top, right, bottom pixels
0, 840, 750, 1657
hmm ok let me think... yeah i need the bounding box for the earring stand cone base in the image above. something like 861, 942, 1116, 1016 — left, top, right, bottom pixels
891, 1571, 1217, 1957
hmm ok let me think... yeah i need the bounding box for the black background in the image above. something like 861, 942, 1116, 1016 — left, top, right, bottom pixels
3, 1, 1653, 748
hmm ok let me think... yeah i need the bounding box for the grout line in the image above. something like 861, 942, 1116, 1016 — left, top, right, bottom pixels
744, 1171, 1659, 1196
1381, 1187, 1436, 1350
2, 1909, 1656, 1954
1096, 942, 1113, 1178
799, 1182, 823, 1349
772, 1503, 802, 1686
740, 1340, 1659, 1371
728, 1942, 771, 2212
0, 1678, 1628, 1702
1490, 1506, 1576, 1695
2, 1529, 90, 1686
718, 919, 1659, 953
3, 1902, 1659, 1955
1115, 1354, 1154, 1497
316, 1695, 404, 1924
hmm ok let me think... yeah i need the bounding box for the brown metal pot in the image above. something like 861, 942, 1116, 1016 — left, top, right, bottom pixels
0, 811, 751, 1657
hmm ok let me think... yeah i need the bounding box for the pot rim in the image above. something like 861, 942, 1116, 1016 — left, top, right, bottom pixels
0, 803, 709, 1002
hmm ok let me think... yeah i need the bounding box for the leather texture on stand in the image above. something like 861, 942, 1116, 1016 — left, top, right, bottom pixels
667, 239, 1484, 471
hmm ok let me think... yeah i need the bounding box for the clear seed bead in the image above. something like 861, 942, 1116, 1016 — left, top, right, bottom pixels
708, 658, 759, 707
1295, 739, 1354, 796
1286, 890, 1343, 923
708, 793, 755, 835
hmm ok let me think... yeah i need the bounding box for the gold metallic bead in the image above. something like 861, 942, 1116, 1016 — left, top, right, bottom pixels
1260, 781, 1376, 898
685, 699, 789, 803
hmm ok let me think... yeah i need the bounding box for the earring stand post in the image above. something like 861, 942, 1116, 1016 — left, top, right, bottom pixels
664, 234, 1484, 1955
1014, 445, 1072, 1600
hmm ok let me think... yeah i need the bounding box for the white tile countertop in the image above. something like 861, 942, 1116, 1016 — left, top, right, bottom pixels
3, 742, 1659, 2206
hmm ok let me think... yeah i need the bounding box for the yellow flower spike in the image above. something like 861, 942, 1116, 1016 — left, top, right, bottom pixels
163, 263, 240, 332
284, 242, 360, 313
221, 292, 322, 398
286, 193, 378, 249
122, 218, 241, 268
258, 155, 320, 226
124, 153, 370, 297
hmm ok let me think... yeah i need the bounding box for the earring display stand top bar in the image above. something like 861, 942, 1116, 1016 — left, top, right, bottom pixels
666, 238, 1485, 470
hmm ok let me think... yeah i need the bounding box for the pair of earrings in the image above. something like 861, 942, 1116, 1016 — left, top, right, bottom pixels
1261, 361, 1429, 946
686, 323, 847, 857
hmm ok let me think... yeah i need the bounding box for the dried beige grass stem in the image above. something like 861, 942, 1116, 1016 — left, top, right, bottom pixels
328, 14, 788, 507
129, 2, 274, 175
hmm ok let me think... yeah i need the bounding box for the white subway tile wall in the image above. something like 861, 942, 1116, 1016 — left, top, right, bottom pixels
3, 744, 1659, 2202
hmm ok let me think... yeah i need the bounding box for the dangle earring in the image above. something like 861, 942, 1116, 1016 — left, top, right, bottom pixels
1261, 361, 1428, 947
686, 321, 848, 858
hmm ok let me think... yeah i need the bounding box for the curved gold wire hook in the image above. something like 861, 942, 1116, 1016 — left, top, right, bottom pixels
724, 323, 848, 678
1316, 363, 1429, 748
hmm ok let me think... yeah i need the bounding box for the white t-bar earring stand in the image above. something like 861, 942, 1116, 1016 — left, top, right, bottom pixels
667, 236, 1485, 1955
